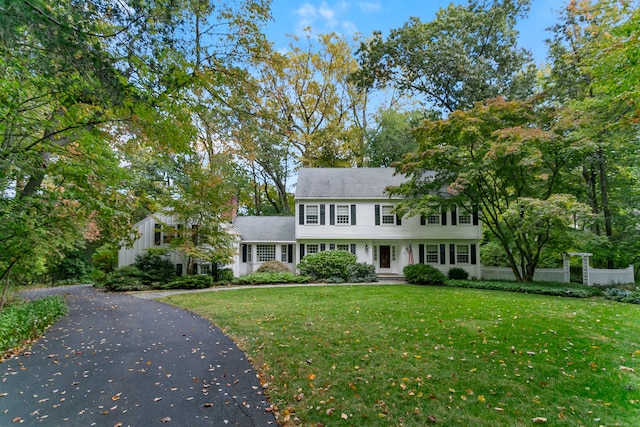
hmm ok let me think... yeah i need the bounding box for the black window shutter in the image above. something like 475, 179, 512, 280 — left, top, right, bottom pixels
351, 204, 356, 225
473, 205, 479, 225
449, 244, 456, 265
350, 244, 356, 254
451, 206, 457, 225
419, 244, 425, 264
242, 244, 247, 262
193, 263, 198, 274
396, 215, 402, 226
154, 223, 162, 245
440, 244, 446, 264
471, 244, 477, 265
320, 243, 326, 251
330, 204, 335, 225
300, 244, 305, 259
375, 205, 381, 225
288, 244, 293, 263
320, 204, 325, 225
441, 209, 447, 226
176, 264, 183, 277
420, 215, 426, 226
299, 204, 305, 225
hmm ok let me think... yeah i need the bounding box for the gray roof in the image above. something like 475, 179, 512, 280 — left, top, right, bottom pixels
232, 216, 295, 242
295, 168, 410, 199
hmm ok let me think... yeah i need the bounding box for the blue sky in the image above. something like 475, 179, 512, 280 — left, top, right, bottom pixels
264, 0, 564, 65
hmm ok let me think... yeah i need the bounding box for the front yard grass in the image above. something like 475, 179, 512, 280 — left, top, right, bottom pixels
162, 285, 640, 426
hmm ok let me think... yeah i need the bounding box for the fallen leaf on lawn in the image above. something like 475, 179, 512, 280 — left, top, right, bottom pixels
494, 407, 504, 412
341, 413, 348, 419
478, 395, 486, 403
427, 415, 437, 423
307, 374, 315, 381
620, 366, 635, 372
532, 417, 547, 423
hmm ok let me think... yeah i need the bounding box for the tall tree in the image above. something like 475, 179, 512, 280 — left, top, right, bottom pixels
352, 0, 537, 113
364, 109, 438, 167
226, 30, 370, 214
0, 0, 270, 292
545, 0, 640, 268
392, 97, 591, 282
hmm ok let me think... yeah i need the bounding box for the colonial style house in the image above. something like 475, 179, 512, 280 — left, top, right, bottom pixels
118, 168, 482, 279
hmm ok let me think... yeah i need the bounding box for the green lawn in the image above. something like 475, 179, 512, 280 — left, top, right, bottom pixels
161, 285, 640, 426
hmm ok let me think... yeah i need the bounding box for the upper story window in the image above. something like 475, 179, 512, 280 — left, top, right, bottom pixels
458, 210, 472, 225
336, 205, 350, 224
306, 205, 319, 224
427, 214, 440, 225
381, 205, 395, 224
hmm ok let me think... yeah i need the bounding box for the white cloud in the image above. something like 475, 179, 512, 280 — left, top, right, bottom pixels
293, 1, 359, 35
358, 1, 381, 13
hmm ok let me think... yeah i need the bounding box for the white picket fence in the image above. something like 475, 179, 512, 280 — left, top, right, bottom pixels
481, 264, 635, 286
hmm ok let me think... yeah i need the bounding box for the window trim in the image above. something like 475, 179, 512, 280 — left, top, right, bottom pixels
305, 205, 319, 224
256, 244, 276, 262
381, 205, 395, 225
456, 244, 470, 264
335, 205, 350, 225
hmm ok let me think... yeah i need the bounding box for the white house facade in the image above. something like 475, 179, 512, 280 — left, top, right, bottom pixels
118, 168, 482, 278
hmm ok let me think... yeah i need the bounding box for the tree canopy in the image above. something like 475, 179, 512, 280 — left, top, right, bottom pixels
352, 0, 537, 112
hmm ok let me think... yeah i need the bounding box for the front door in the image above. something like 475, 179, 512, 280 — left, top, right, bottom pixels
380, 245, 391, 269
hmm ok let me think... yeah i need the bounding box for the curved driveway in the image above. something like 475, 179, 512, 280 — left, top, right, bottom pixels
0, 285, 276, 426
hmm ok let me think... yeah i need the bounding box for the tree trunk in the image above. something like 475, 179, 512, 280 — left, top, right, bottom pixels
0, 260, 18, 311
597, 148, 614, 268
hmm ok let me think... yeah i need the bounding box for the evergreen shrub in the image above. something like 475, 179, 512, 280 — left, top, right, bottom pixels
403, 264, 447, 285
448, 267, 469, 280
298, 251, 356, 282
257, 260, 291, 273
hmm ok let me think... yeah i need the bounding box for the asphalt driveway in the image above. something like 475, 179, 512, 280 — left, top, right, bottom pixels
0, 285, 276, 426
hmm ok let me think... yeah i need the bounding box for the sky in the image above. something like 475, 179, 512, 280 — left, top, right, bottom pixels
264, 0, 565, 65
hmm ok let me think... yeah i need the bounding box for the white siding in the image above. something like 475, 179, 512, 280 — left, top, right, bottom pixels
296, 201, 481, 241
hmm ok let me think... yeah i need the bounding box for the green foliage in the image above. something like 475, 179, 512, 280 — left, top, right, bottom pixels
50, 248, 93, 283
160, 275, 213, 290
133, 251, 175, 284
256, 260, 291, 273
103, 266, 147, 292
353, 0, 536, 112
298, 251, 357, 282
232, 272, 311, 286
0, 297, 67, 354
604, 287, 640, 304
92, 244, 118, 274
445, 280, 602, 298
393, 97, 592, 282
214, 268, 234, 283
349, 262, 378, 283
403, 264, 447, 285
447, 267, 469, 280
